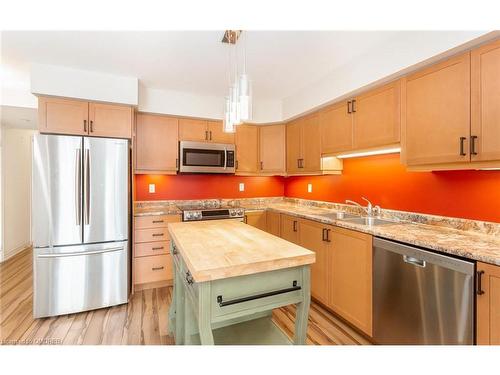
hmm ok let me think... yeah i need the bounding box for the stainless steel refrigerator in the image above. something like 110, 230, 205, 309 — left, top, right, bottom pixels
32, 134, 129, 318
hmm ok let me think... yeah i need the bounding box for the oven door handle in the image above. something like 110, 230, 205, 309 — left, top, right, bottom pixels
224, 147, 227, 170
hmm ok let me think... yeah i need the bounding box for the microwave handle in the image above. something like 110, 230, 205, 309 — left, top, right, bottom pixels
224, 147, 227, 170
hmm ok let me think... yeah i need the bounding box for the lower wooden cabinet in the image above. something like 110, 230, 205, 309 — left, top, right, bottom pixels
243, 210, 267, 231
329, 227, 373, 336
280, 214, 299, 244
476, 261, 500, 345
266, 211, 281, 237
133, 214, 181, 290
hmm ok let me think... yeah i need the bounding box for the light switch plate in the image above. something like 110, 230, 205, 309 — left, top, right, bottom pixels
149, 184, 156, 193
307, 183, 313, 193
239, 183, 245, 192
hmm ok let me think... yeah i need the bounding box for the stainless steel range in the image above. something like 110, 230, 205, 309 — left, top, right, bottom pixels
177, 201, 245, 222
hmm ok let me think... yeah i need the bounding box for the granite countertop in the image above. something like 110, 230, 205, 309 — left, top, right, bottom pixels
134, 199, 500, 266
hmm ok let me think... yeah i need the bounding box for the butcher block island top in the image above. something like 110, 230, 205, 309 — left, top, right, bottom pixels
168, 220, 315, 282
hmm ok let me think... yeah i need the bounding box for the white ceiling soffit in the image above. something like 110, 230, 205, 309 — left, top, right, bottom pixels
1, 30, 496, 123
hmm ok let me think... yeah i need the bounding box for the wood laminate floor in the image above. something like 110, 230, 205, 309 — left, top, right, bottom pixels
0, 248, 370, 345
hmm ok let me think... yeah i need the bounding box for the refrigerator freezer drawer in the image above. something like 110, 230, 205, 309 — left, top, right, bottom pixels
33, 241, 129, 318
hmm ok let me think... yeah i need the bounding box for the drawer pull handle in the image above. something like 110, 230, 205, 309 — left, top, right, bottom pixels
217, 281, 301, 307
152, 233, 164, 237
152, 246, 164, 251
152, 220, 164, 224
172, 245, 178, 255
186, 271, 194, 285
477, 270, 485, 295
152, 266, 164, 271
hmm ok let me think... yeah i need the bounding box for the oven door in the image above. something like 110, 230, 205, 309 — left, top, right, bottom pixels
179, 141, 235, 173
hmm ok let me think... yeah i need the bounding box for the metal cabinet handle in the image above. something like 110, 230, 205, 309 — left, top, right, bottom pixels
459, 137, 467, 156
347, 101, 352, 114
326, 229, 331, 242
172, 245, 178, 255
83, 120, 87, 132
470, 135, 478, 156
152, 220, 164, 223
477, 270, 485, 295
235, 160, 239, 169
244, 215, 248, 224
152, 233, 164, 237
152, 246, 164, 251
322, 228, 327, 241
351, 99, 357, 113
293, 220, 298, 232
90, 120, 94, 133
260, 161, 263, 170
205, 130, 208, 140
209, 131, 212, 141
152, 266, 164, 271
217, 281, 301, 307
176, 158, 179, 169
186, 272, 194, 284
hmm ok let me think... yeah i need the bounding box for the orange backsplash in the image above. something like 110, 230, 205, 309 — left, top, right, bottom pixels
135, 154, 500, 223
285, 154, 500, 223
135, 174, 285, 201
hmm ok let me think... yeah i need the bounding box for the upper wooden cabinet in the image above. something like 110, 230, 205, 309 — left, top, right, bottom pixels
38, 96, 133, 139
38, 97, 90, 136
402, 53, 471, 166
235, 124, 259, 174
259, 124, 286, 174
329, 227, 373, 336
477, 261, 500, 345
353, 80, 401, 150
178, 118, 208, 142
286, 119, 302, 174
135, 113, 179, 174
207, 120, 235, 143
179, 119, 234, 143
88, 102, 133, 138
471, 39, 500, 163
320, 101, 353, 154
302, 114, 322, 172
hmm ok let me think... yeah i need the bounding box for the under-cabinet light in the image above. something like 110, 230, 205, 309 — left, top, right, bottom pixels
336, 147, 401, 159
479, 168, 500, 171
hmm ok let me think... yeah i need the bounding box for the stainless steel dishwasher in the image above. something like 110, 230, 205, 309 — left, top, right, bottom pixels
373, 237, 475, 345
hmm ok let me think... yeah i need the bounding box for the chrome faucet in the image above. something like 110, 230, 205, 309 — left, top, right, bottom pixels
345, 197, 377, 217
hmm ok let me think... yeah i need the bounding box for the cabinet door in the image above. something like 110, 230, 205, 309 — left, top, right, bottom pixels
88, 102, 133, 139
244, 211, 267, 231
298, 219, 330, 305
38, 97, 89, 136
135, 114, 178, 173
280, 214, 299, 244
319, 101, 353, 154
477, 261, 500, 345
471, 39, 500, 162
286, 120, 302, 174
403, 53, 471, 166
259, 124, 285, 173
266, 211, 281, 237
179, 118, 208, 142
207, 120, 234, 144
302, 114, 322, 172
329, 227, 373, 336
353, 80, 401, 149
235, 125, 259, 173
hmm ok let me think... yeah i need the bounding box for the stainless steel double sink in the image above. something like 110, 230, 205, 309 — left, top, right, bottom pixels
318, 211, 399, 227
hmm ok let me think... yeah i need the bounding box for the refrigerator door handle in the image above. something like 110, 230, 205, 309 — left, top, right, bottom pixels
37, 246, 124, 258
75, 148, 82, 226
84, 148, 91, 225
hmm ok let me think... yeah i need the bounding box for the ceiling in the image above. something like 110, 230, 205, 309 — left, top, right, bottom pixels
2, 30, 409, 101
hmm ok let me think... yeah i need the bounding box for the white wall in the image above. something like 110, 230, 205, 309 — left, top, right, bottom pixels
0, 126, 35, 261
31, 63, 139, 106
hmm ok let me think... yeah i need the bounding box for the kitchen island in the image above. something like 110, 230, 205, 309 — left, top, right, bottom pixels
167, 220, 315, 345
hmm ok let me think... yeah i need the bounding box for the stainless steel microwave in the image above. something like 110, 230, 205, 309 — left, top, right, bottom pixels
179, 141, 235, 174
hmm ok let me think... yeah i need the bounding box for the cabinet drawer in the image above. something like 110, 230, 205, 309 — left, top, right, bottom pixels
134, 228, 170, 243
134, 254, 172, 284
134, 215, 180, 229
134, 241, 170, 257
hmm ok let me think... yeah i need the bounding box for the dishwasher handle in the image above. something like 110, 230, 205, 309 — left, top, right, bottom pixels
403, 255, 426, 268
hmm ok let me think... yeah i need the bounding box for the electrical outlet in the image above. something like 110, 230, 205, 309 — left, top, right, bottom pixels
239, 183, 245, 192
307, 183, 313, 193
149, 184, 156, 193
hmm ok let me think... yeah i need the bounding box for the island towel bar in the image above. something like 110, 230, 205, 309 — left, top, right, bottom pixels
217, 281, 301, 307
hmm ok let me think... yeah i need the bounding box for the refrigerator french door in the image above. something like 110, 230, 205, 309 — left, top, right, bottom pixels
32, 134, 129, 318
